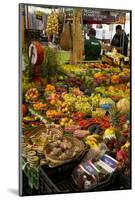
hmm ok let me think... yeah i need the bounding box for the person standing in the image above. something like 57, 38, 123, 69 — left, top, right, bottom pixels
84, 28, 101, 61
111, 25, 128, 56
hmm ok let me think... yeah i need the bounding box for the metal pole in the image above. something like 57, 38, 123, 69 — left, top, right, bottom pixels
122, 13, 126, 55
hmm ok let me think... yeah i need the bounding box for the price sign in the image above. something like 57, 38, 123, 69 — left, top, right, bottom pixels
83, 9, 126, 24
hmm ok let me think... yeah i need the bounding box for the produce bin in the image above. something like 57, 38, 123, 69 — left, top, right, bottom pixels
39, 162, 79, 194
39, 163, 131, 194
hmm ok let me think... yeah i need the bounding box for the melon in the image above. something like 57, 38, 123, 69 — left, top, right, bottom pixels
117, 98, 130, 114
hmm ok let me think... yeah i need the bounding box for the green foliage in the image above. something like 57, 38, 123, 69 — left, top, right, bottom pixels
22, 48, 32, 80
41, 47, 59, 78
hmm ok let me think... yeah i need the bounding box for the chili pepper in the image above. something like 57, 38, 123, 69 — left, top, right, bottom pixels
79, 120, 88, 127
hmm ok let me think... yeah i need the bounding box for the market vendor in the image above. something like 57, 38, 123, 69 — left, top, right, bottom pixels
111, 25, 128, 56
84, 28, 101, 61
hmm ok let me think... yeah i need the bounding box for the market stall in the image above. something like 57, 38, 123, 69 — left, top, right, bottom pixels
20, 4, 131, 195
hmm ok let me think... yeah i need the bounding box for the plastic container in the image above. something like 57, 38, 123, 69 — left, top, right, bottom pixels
39, 161, 131, 194
72, 161, 100, 190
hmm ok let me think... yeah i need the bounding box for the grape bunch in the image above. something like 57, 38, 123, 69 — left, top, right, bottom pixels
90, 93, 101, 108
74, 96, 92, 114
75, 101, 91, 114
63, 93, 76, 105
63, 93, 92, 114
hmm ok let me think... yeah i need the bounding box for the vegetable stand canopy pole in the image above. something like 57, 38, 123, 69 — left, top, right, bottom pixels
70, 9, 84, 64
122, 16, 126, 55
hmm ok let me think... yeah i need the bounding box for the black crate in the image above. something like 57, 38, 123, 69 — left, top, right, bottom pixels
110, 172, 131, 190
39, 160, 80, 194
39, 162, 131, 194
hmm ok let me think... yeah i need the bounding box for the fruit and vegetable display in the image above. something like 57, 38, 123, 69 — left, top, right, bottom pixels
58, 63, 130, 88
58, 64, 87, 76
22, 56, 131, 192
19, 3, 132, 194
102, 52, 129, 66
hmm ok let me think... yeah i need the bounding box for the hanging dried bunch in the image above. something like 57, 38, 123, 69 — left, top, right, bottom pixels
60, 22, 73, 51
